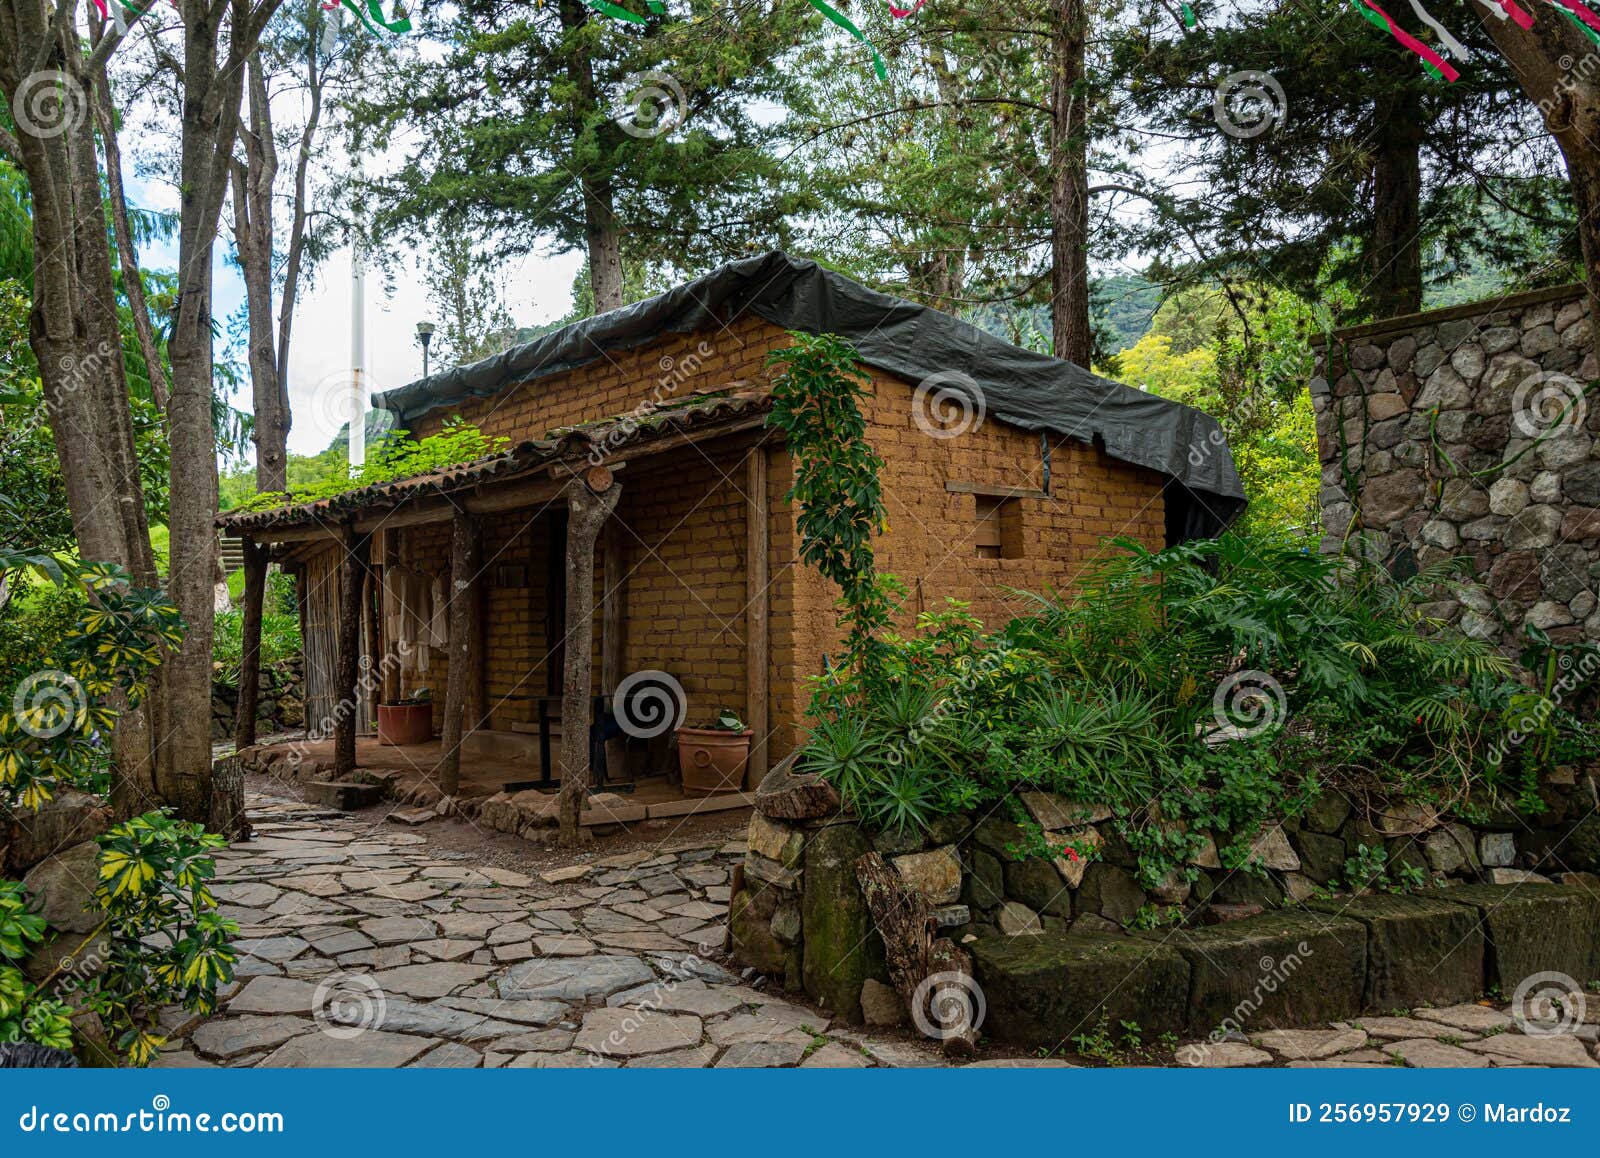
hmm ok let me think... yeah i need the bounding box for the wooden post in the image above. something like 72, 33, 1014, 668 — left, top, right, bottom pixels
745, 445, 770, 784
557, 470, 621, 845
233, 538, 268, 749
380, 529, 401, 704
363, 553, 380, 729
438, 509, 481, 799
601, 515, 627, 779
332, 526, 373, 780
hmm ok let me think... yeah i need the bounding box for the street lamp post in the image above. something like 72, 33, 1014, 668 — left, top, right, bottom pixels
416, 320, 436, 378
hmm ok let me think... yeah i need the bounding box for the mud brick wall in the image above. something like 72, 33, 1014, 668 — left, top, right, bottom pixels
407, 316, 1168, 761
1311, 285, 1600, 648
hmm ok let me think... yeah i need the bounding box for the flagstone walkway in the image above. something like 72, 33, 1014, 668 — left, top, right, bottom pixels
155, 791, 1600, 1069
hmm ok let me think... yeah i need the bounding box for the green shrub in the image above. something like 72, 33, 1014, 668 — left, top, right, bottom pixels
211, 608, 301, 677
769, 333, 1576, 895
0, 548, 235, 1065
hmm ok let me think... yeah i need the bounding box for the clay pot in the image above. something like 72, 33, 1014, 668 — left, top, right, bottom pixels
676, 727, 753, 795
377, 701, 433, 746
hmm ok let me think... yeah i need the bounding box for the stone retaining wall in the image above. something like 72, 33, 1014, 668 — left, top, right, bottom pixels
1310, 285, 1600, 649
211, 659, 304, 741
732, 759, 1600, 1039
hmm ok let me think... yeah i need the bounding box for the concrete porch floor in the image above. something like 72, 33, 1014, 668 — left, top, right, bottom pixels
244, 734, 757, 828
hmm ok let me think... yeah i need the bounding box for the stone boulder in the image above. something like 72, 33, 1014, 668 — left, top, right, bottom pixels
4, 791, 111, 875
800, 823, 886, 1023
730, 880, 802, 990
21, 840, 101, 933
1138, 911, 1366, 1036
970, 932, 1189, 1044
1426, 884, 1600, 991
1306, 893, 1483, 1011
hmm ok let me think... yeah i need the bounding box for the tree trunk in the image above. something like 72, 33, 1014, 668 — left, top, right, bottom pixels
557, 475, 622, 845
232, 54, 289, 492
1367, 64, 1424, 319
332, 527, 371, 780
1050, 0, 1092, 366
92, 64, 169, 412
558, 0, 624, 313
438, 511, 481, 798
0, 7, 162, 816
157, 0, 263, 820
1481, 17, 1600, 366
233, 538, 268, 749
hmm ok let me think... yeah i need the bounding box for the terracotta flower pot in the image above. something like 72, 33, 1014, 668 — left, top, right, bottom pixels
377, 701, 433, 746
676, 727, 752, 795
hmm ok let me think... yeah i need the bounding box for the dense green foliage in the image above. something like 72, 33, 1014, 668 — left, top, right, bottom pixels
0, 548, 235, 1065
773, 336, 1596, 896
211, 608, 303, 677
236, 418, 507, 512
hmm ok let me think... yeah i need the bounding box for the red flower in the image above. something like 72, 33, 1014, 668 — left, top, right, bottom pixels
1065, 848, 1081, 862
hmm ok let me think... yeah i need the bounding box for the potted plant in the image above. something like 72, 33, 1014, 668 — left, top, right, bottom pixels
378, 686, 433, 746
676, 710, 753, 795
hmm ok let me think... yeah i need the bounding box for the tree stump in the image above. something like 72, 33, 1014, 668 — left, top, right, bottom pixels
207, 751, 251, 842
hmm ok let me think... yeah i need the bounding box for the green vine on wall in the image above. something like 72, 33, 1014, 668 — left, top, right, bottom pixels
764, 332, 896, 677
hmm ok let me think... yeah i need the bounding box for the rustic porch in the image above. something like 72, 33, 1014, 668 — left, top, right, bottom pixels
219, 391, 779, 842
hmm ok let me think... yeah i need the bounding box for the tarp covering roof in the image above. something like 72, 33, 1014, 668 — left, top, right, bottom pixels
374, 252, 1246, 539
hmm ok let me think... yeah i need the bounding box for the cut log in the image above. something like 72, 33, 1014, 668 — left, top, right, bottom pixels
855, 851, 981, 1057
754, 751, 841, 821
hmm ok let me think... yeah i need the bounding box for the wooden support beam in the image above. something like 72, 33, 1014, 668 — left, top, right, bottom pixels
380, 530, 401, 704
601, 515, 628, 779
233, 538, 268, 749
361, 556, 380, 730
745, 446, 770, 785
557, 477, 623, 845
437, 510, 481, 798
944, 481, 1049, 500
332, 526, 373, 780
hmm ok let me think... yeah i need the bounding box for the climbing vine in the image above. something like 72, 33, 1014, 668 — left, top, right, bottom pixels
765, 332, 896, 678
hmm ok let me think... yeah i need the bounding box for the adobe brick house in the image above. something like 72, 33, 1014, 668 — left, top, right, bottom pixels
219, 253, 1242, 809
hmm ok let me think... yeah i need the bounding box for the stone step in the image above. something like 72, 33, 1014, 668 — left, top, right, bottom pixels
305, 781, 384, 811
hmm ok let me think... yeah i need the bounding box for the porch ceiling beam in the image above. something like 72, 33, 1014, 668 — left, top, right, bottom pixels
234, 413, 772, 545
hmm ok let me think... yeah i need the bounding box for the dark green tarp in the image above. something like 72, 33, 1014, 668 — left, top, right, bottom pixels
373, 252, 1246, 540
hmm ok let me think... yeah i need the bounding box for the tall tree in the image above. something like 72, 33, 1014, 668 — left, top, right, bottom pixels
1114, 1, 1571, 320
348, 0, 815, 314
1483, 4, 1600, 353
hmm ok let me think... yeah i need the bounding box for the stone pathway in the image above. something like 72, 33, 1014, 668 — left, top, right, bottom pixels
157, 793, 952, 1069
157, 791, 1600, 1069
